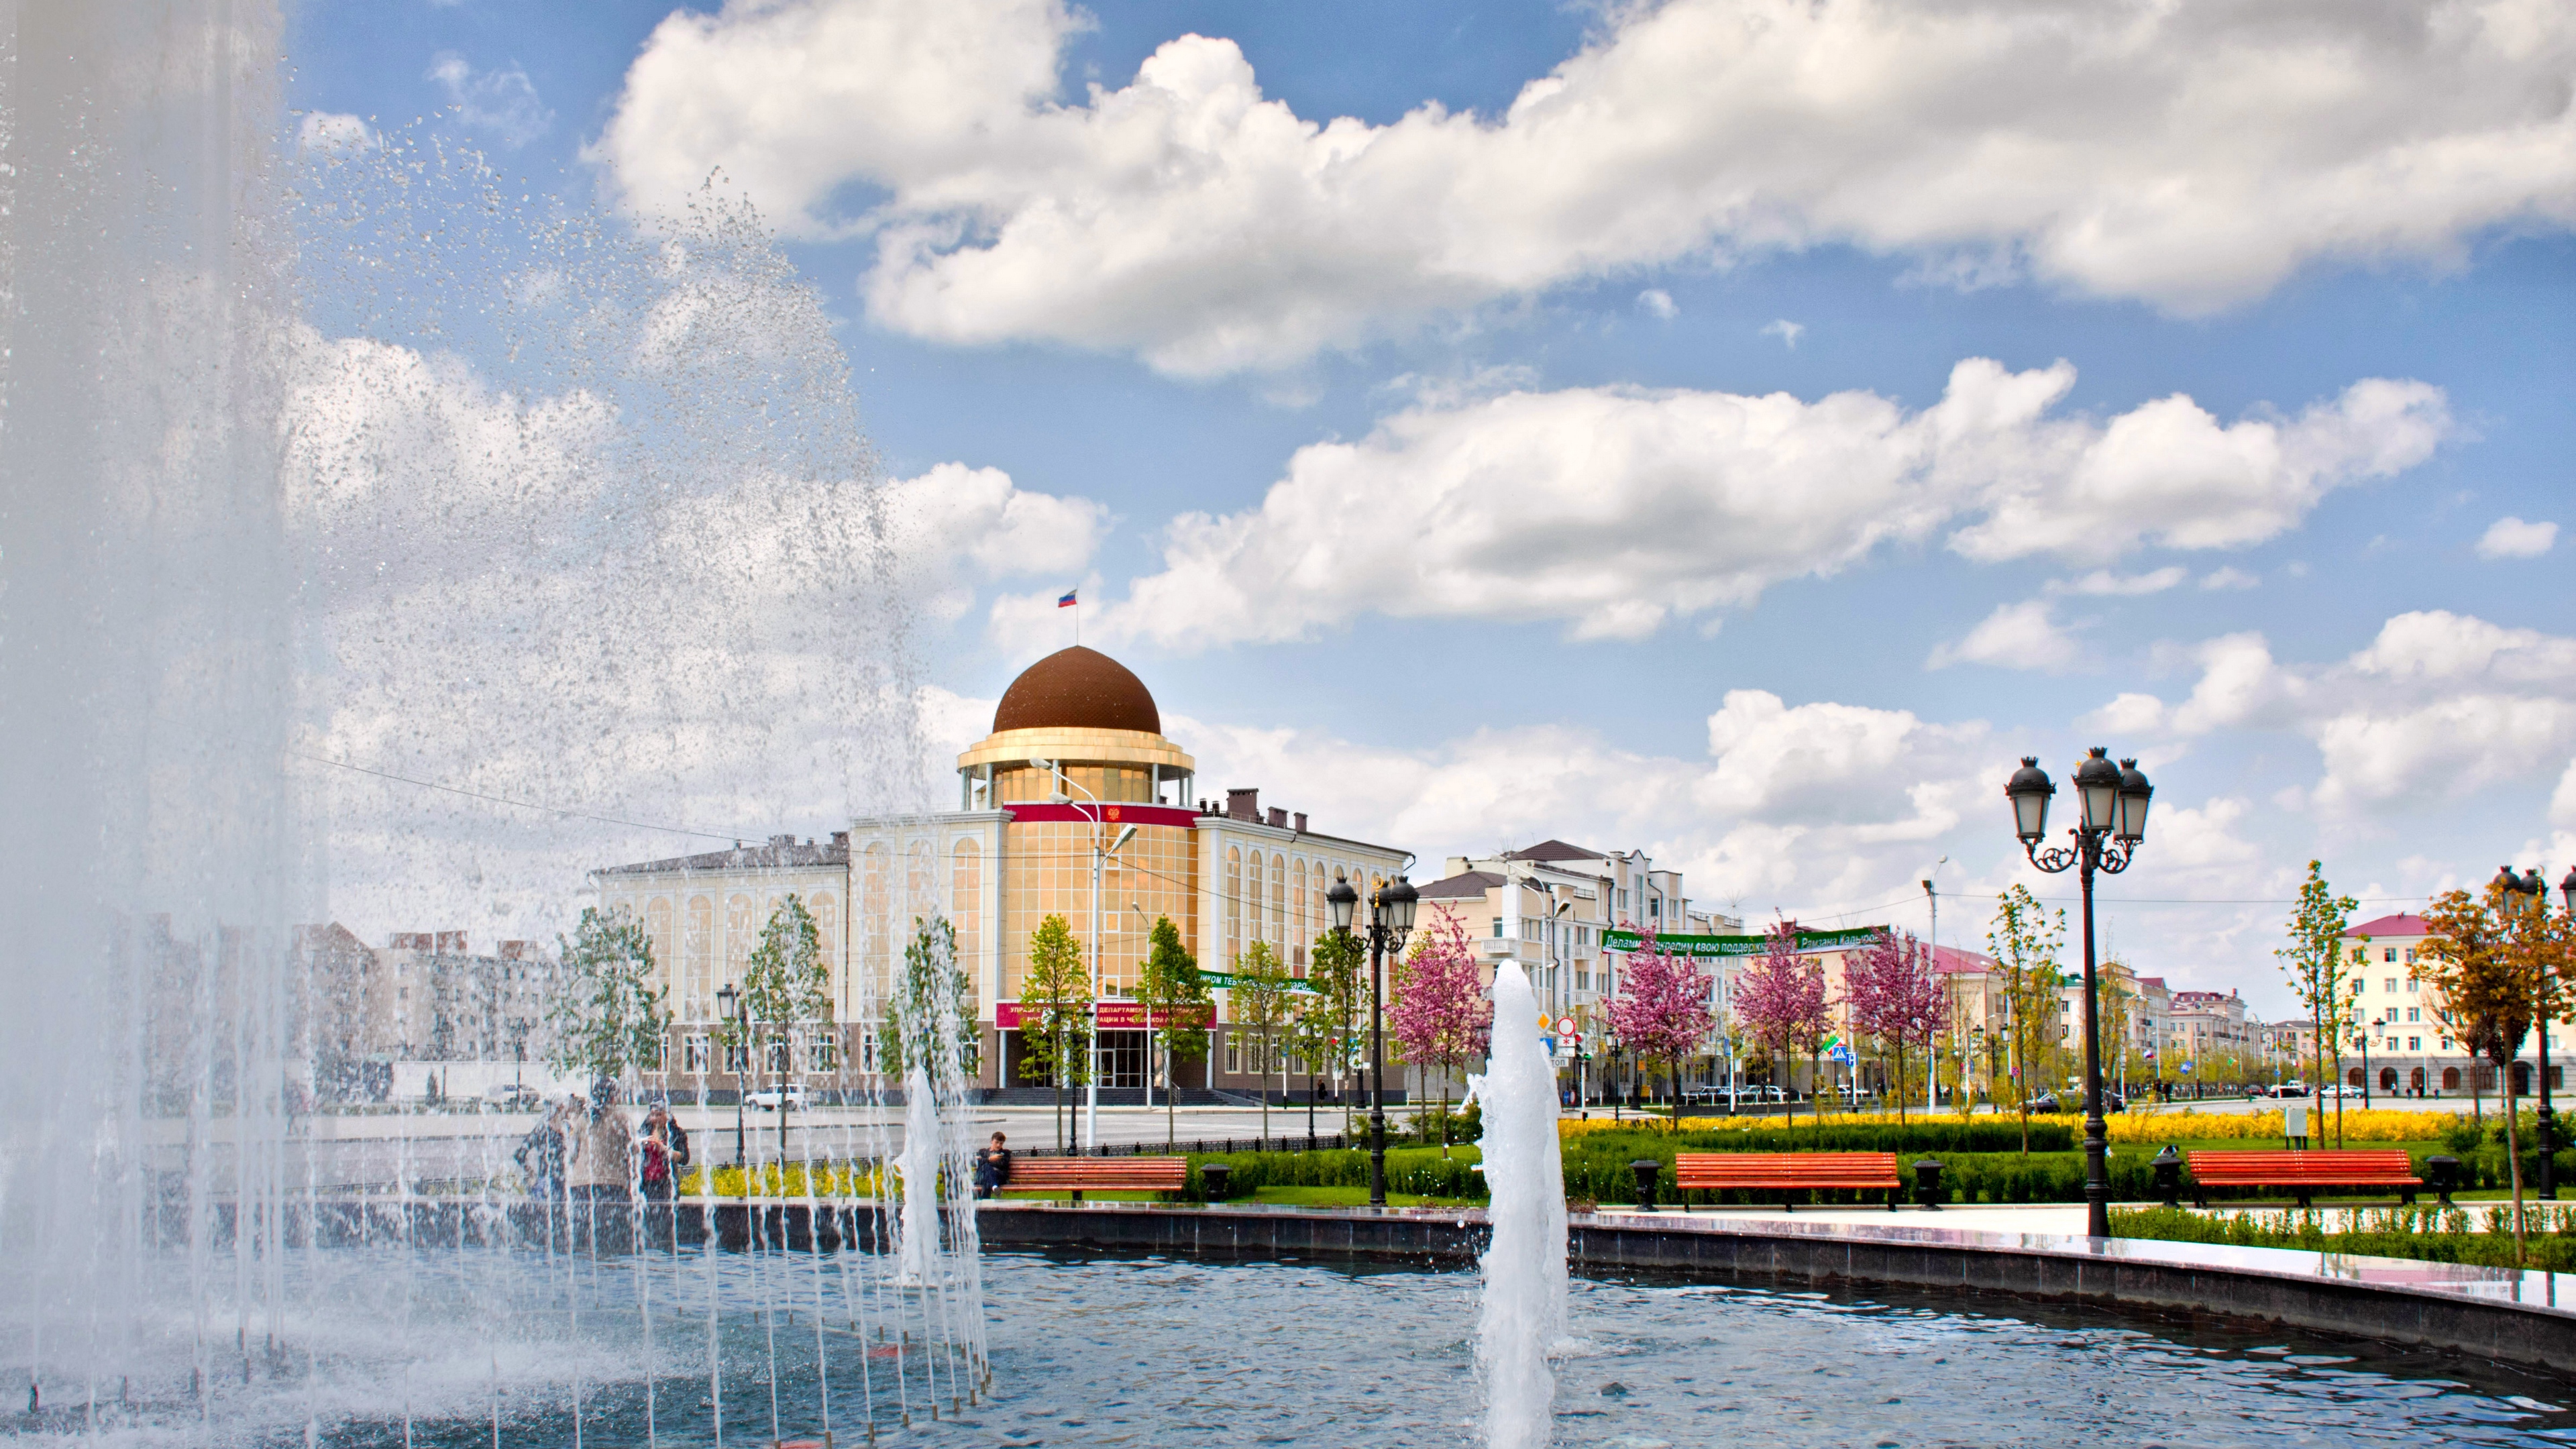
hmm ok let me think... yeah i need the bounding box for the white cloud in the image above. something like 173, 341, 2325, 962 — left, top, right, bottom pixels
2198, 566, 2259, 590
1944, 376, 2450, 564
594, 0, 2576, 374
2476, 515, 2559, 558
2095, 610, 2576, 814
2554, 757, 2576, 827
1927, 599, 2082, 671
297, 112, 374, 156
1000, 359, 2446, 651
428, 53, 553, 149
885, 463, 1104, 619
1761, 319, 1804, 348
2055, 566, 2186, 596
1637, 289, 1678, 320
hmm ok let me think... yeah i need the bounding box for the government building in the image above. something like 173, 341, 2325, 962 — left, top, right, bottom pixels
594, 647, 1410, 1098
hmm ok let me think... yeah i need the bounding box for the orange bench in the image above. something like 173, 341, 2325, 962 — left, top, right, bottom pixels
998, 1156, 1190, 1203
2186, 1149, 2421, 1208
1673, 1152, 1904, 1211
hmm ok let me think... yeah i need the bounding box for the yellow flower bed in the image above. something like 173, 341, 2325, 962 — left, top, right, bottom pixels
1559, 1108, 2458, 1143
677, 1161, 883, 1199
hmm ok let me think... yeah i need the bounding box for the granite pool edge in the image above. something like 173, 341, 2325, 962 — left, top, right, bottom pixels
973, 1202, 2576, 1377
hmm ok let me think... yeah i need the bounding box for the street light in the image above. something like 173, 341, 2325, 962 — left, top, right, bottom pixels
716, 981, 749, 1179
2500, 864, 2555, 1199
2004, 748, 2152, 1238
1033, 756, 1128, 1153
1327, 870, 1417, 1206
2362, 1018, 2381, 1109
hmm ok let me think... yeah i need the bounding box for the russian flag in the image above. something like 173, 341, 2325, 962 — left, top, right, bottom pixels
1058, 588, 1078, 608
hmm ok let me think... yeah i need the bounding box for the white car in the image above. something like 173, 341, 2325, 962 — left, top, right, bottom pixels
745, 1085, 811, 1111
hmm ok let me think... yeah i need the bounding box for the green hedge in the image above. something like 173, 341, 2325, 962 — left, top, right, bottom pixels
1187, 1146, 1486, 1201
2111, 1205, 2576, 1271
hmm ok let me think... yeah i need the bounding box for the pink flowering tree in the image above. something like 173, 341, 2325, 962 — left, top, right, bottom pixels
1733, 920, 1831, 1129
1390, 905, 1491, 1152
1604, 926, 1719, 1132
1843, 929, 1944, 1124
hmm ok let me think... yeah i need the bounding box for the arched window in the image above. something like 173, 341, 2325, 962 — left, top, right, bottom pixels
645, 896, 675, 991
1271, 854, 1286, 947
863, 841, 891, 1020
684, 896, 713, 1019
2441, 1067, 2461, 1091
908, 839, 936, 924
2378, 1067, 2398, 1092
1226, 847, 1243, 965
1246, 851, 1264, 957
726, 894, 756, 987
810, 893, 842, 977
2347, 1067, 2364, 1088
1291, 861, 1307, 971
953, 837, 982, 1006
2513, 1061, 2534, 1095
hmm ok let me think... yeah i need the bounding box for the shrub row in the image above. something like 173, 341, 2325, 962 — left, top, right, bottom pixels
2110, 1204, 2576, 1271
1185, 1146, 1486, 1201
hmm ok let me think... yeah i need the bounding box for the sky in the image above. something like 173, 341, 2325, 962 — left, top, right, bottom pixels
279, 0, 2576, 1018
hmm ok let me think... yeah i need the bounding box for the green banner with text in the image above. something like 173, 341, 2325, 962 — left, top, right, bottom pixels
1599, 926, 1884, 958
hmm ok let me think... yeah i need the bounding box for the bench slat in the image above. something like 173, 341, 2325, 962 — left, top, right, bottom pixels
1672, 1151, 1902, 1191
2184, 1149, 2420, 1205
1000, 1157, 1190, 1199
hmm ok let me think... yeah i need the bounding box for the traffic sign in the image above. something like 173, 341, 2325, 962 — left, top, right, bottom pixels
1554, 1016, 1576, 1034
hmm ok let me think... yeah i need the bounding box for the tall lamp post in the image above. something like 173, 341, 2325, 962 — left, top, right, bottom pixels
716, 981, 750, 1177
2500, 865, 2557, 1199
1030, 758, 1134, 1155
2360, 1019, 2380, 1109
1326, 871, 1417, 1208
2004, 747, 2153, 1239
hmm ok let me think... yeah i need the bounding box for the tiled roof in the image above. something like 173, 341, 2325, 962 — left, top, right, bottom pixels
1502, 839, 1607, 864
1929, 944, 1998, 973
1418, 869, 1507, 900
2347, 912, 2430, 937
600, 838, 847, 875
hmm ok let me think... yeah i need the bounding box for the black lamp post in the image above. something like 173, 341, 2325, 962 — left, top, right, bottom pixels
2501, 865, 2556, 1199
2004, 747, 2152, 1238
1327, 871, 1417, 1207
716, 981, 749, 1177
2361, 1018, 2379, 1109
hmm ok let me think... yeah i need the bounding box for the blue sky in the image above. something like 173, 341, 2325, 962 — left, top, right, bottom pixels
284, 1, 2576, 1014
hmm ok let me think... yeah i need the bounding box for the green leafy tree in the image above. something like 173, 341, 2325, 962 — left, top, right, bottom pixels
1017, 913, 1091, 1152
2276, 860, 2361, 1143
1136, 915, 1214, 1147
1230, 940, 1298, 1142
1305, 927, 1366, 1136
1988, 884, 2066, 1154
881, 915, 973, 1079
738, 895, 835, 1157
547, 906, 672, 1086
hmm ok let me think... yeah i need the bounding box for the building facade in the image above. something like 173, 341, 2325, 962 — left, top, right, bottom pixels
2341, 912, 2571, 1097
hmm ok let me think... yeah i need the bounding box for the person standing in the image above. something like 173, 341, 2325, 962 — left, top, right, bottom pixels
517, 1096, 573, 1205
567, 1079, 635, 1252
639, 1099, 691, 1247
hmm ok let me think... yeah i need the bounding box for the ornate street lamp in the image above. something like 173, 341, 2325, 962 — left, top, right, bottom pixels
716, 981, 749, 1177
2361, 1018, 2381, 1109
2004, 748, 2151, 1238
1327, 871, 1416, 1206
2500, 864, 2555, 1199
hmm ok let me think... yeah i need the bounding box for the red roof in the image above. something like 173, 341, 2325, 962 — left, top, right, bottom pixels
2345, 913, 2430, 938
1929, 943, 1997, 973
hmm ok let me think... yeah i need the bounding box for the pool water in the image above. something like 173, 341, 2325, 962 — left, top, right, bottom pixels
246, 1248, 2575, 1448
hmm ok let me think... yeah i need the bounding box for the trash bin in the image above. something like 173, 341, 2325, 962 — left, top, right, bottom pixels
1629, 1159, 1662, 1213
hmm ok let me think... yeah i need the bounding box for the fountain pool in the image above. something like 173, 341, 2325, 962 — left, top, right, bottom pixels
11, 1244, 2573, 1446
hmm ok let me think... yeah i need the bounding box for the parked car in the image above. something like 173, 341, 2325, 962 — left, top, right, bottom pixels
746, 1085, 811, 1111
486, 1083, 543, 1110
2249, 1082, 2310, 1099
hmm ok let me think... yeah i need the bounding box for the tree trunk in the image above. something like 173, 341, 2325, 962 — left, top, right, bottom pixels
2504, 1067, 2526, 1258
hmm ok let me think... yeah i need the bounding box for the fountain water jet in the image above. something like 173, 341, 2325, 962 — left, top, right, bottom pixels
1477, 959, 1568, 1449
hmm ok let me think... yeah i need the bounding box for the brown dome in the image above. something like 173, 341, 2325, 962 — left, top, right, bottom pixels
992, 647, 1161, 735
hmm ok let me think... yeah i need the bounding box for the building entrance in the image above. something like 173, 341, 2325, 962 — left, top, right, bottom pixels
1099, 1030, 1147, 1089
